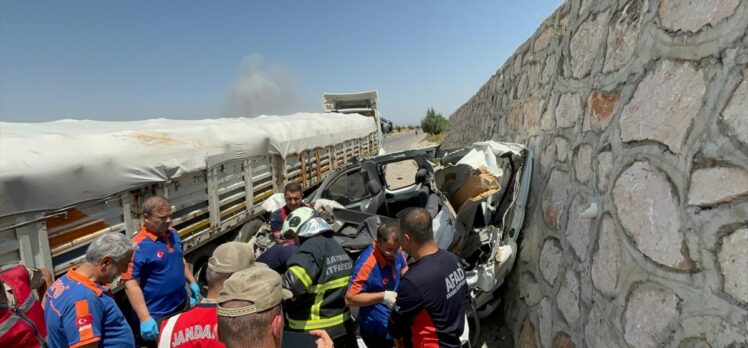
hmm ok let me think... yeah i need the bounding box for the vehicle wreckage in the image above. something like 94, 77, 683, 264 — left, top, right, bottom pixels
254, 140, 534, 345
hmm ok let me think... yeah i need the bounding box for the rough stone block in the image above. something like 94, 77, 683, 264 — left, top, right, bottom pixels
543, 170, 572, 229
584, 90, 620, 131
624, 283, 680, 348
679, 317, 748, 346
510, 104, 523, 131
535, 27, 554, 51
556, 93, 581, 129
573, 144, 593, 183
566, 194, 593, 261
592, 215, 621, 296
520, 272, 543, 306
538, 298, 553, 348
717, 228, 748, 304
526, 64, 541, 90
579, 0, 593, 16
553, 332, 575, 348
541, 142, 557, 172
542, 55, 558, 83
659, 0, 739, 32
678, 337, 712, 348
523, 98, 542, 131
516, 73, 529, 99
519, 319, 538, 348
612, 161, 692, 270
557, 269, 581, 324
554, 137, 570, 161
597, 151, 613, 192
604, 0, 644, 73
585, 305, 620, 348
570, 13, 608, 78
688, 166, 748, 206
539, 238, 564, 285
541, 102, 556, 130
620, 61, 706, 154
721, 79, 748, 146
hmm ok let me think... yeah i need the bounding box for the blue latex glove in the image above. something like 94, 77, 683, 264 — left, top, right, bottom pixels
140, 318, 159, 341
189, 282, 201, 305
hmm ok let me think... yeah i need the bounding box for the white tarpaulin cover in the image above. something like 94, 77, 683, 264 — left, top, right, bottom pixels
0, 112, 376, 217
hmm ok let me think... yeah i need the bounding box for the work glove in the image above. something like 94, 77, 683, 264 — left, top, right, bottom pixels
189, 282, 201, 306
140, 317, 159, 341
383, 290, 397, 309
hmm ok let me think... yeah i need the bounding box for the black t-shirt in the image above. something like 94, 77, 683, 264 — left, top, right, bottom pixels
388, 249, 467, 348
257, 243, 298, 274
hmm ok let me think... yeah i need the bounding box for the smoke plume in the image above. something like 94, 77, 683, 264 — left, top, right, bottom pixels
223, 54, 302, 117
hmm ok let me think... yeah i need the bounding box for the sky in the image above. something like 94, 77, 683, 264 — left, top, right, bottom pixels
0, 1, 561, 125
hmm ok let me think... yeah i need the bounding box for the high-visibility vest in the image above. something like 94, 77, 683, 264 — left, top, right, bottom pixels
284, 233, 353, 338
0, 264, 47, 348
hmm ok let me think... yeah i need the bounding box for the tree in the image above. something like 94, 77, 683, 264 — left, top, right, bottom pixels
420, 107, 448, 135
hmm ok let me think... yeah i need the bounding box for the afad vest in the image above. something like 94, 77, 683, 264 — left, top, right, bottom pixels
0, 264, 47, 348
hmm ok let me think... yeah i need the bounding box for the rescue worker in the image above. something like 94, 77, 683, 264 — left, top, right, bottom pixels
281, 207, 356, 348
389, 208, 467, 348
121, 196, 201, 344
345, 223, 407, 348
257, 226, 298, 274
269, 183, 311, 241
217, 264, 332, 348
0, 263, 51, 347
44, 232, 136, 347
157, 242, 255, 347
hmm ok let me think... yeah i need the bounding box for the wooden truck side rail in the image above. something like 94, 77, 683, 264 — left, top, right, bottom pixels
0, 132, 379, 278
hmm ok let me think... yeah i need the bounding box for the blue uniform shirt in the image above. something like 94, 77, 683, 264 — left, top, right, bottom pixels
346, 242, 407, 335
44, 269, 134, 348
121, 227, 187, 319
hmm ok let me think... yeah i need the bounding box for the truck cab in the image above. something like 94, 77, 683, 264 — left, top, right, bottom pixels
323, 90, 386, 155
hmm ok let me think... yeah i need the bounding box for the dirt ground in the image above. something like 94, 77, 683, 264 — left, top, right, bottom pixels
475, 307, 514, 348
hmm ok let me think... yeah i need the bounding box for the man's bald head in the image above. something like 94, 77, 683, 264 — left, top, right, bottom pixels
398, 207, 433, 244
143, 196, 171, 215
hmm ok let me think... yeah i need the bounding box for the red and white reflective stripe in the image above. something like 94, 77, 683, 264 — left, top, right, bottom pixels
158, 313, 182, 348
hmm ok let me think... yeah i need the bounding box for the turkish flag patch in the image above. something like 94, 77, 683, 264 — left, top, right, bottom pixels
76, 314, 93, 328
156, 250, 164, 258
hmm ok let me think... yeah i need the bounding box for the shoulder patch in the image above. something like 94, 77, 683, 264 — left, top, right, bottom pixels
74, 300, 95, 340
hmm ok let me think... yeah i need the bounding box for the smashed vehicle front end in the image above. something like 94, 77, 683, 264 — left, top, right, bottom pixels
434, 141, 533, 317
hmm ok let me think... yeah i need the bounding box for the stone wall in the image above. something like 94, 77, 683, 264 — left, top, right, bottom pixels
445, 0, 748, 347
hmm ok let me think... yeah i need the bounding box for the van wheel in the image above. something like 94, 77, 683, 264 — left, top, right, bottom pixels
234, 219, 264, 243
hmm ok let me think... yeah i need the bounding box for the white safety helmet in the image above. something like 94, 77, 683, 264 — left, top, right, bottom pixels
282, 207, 333, 239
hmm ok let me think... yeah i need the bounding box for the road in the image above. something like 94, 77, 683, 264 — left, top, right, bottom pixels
382, 130, 437, 188
383, 130, 423, 153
